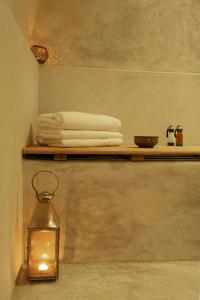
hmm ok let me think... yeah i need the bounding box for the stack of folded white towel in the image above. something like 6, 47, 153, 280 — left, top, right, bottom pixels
35, 111, 123, 147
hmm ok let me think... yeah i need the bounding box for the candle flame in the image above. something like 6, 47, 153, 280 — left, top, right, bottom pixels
38, 263, 48, 271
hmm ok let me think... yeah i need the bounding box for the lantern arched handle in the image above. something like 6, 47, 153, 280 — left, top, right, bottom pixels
31, 170, 59, 196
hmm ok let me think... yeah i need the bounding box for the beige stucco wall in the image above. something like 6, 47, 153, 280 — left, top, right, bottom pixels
36, 0, 200, 146
39, 65, 200, 145
23, 159, 200, 263
0, 1, 39, 299
7, 0, 41, 44
32, 0, 200, 72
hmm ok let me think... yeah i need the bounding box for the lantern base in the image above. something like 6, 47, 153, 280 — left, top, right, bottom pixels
15, 266, 27, 285
28, 260, 58, 281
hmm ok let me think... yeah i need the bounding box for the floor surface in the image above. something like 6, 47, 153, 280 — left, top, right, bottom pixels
12, 262, 200, 300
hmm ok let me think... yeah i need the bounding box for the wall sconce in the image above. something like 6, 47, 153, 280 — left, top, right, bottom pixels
27, 171, 60, 281
31, 45, 49, 64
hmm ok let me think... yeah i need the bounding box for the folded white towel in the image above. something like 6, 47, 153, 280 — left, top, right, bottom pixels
37, 112, 121, 132
36, 129, 123, 141
36, 138, 123, 147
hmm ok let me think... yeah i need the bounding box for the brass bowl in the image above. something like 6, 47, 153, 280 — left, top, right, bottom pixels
134, 136, 158, 148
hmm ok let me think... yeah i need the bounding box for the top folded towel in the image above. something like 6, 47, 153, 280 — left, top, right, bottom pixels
37, 112, 121, 132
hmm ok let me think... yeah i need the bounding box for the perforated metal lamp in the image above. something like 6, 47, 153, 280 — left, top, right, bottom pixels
27, 171, 60, 281
31, 45, 49, 64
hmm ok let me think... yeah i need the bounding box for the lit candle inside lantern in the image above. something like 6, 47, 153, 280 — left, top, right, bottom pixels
38, 263, 49, 271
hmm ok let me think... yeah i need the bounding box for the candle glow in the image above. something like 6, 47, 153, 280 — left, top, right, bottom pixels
41, 253, 49, 259
38, 263, 49, 271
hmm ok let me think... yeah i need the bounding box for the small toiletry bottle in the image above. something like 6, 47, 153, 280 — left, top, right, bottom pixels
166, 125, 175, 146
175, 125, 183, 146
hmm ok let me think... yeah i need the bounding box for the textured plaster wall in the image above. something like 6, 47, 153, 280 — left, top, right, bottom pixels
32, 0, 200, 72
11, 262, 200, 300
0, 1, 39, 299
39, 65, 200, 145
23, 160, 200, 263
7, 0, 41, 45
36, 0, 200, 145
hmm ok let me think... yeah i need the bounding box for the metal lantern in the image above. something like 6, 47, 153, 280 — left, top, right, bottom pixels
27, 171, 60, 281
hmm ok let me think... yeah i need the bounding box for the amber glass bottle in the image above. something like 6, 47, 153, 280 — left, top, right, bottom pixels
175, 125, 183, 146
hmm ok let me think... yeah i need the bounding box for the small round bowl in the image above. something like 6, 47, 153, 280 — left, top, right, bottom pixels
134, 136, 158, 148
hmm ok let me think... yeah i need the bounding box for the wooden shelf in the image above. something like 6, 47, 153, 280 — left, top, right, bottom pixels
22, 145, 200, 161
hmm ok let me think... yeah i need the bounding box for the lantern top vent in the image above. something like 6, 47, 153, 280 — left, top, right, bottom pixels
36, 191, 54, 202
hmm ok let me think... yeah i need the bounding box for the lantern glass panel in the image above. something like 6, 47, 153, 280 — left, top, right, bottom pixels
28, 229, 57, 279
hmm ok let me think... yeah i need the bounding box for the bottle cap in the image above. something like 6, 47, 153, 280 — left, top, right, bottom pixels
176, 125, 182, 132
168, 125, 174, 132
